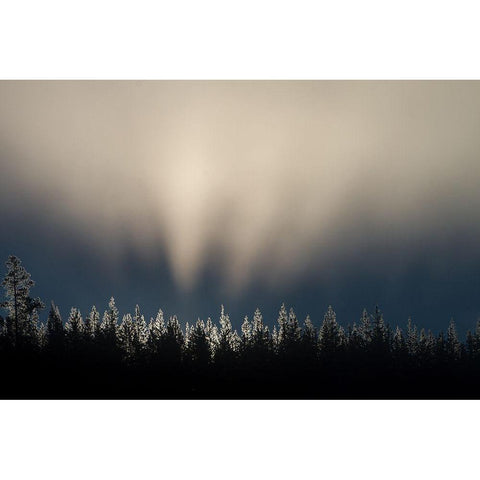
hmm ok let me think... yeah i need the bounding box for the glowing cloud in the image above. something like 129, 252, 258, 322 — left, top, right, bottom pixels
1, 81, 479, 290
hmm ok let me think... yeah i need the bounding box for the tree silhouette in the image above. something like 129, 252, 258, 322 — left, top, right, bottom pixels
318, 305, 342, 358
215, 306, 238, 371
3, 254, 480, 399
446, 319, 461, 361
84, 305, 100, 340
65, 307, 85, 350
99, 297, 120, 360
1, 255, 44, 348
46, 301, 64, 355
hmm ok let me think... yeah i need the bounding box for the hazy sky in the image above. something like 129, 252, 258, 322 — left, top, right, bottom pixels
1, 81, 480, 333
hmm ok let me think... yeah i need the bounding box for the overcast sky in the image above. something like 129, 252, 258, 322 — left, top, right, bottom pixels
1, 81, 479, 333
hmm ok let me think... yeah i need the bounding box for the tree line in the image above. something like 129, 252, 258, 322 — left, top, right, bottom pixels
1, 255, 479, 398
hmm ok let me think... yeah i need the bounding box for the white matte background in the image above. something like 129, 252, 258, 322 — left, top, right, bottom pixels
1, 1, 479, 479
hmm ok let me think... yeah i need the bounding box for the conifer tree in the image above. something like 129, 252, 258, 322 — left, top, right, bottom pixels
319, 305, 342, 357
469, 319, 480, 359
347, 323, 363, 355
37, 322, 47, 349
426, 330, 437, 359
100, 297, 119, 349
466, 330, 475, 358
65, 307, 85, 353
216, 305, 237, 365
272, 325, 279, 353
186, 319, 211, 367
338, 325, 347, 351
161, 315, 184, 365
133, 304, 147, 358
205, 317, 219, 358
370, 306, 389, 356
251, 308, 270, 359
446, 319, 461, 361
84, 305, 100, 340
240, 315, 252, 355
436, 331, 446, 363
1, 255, 44, 347
358, 309, 372, 350
302, 315, 317, 348
392, 326, 407, 361
406, 318, 418, 357
284, 307, 302, 353
133, 305, 147, 342
301, 315, 318, 362
147, 309, 166, 355
118, 313, 136, 360
24, 308, 40, 349
46, 301, 64, 353
184, 322, 192, 349
276, 303, 289, 352
417, 328, 428, 363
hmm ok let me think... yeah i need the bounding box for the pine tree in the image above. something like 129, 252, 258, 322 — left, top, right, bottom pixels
205, 317, 219, 358
370, 306, 389, 356
184, 322, 191, 349
436, 331, 446, 363
276, 303, 289, 352
65, 307, 85, 353
161, 315, 184, 366
417, 328, 429, 364
46, 301, 64, 353
302, 315, 317, 348
216, 305, 237, 365
100, 297, 119, 348
406, 317, 418, 357
147, 309, 166, 355
347, 323, 363, 355
84, 305, 100, 340
240, 315, 252, 354
37, 322, 47, 349
392, 326, 407, 361
118, 313, 136, 360
20, 307, 40, 349
358, 309, 371, 350
133, 304, 147, 358
446, 319, 461, 361
319, 305, 342, 357
186, 319, 211, 368
1, 255, 44, 348
426, 330, 437, 359
241, 315, 252, 340
338, 325, 347, 351
272, 325, 279, 353
284, 307, 302, 354
469, 319, 480, 359
251, 308, 270, 359
301, 315, 318, 362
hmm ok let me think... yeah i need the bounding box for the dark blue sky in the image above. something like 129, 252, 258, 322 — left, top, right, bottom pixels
1, 81, 480, 337
1, 208, 479, 337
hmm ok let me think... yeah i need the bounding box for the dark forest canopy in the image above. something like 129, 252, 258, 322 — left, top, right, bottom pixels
2, 255, 480, 399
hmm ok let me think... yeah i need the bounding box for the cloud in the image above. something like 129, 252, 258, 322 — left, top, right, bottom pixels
1, 81, 480, 291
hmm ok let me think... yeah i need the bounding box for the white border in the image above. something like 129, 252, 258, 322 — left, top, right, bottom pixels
1, 0, 479, 79
1, 400, 477, 480
1, 1, 479, 479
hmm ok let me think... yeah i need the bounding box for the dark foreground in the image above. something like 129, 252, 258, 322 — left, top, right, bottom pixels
3, 256, 480, 399
3, 350, 480, 399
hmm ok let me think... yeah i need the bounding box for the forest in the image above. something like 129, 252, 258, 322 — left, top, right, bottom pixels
1, 254, 480, 399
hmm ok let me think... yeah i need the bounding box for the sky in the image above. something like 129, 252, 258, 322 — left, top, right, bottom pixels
1, 80, 480, 335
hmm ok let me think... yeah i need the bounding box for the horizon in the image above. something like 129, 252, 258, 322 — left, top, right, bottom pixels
1, 81, 480, 335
